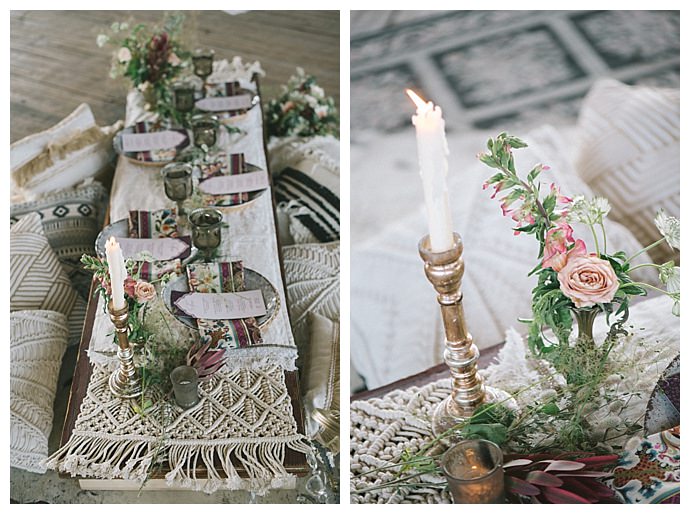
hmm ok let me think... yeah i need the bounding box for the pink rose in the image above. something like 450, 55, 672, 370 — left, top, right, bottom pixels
558, 254, 619, 307
123, 277, 137, 298
134, 281, 156, 303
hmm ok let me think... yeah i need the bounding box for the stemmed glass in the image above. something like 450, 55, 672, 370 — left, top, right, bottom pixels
172, 80, 196, 127
161, 162, 194, 220
189, 208, 224, 261
192, 48, 215, 97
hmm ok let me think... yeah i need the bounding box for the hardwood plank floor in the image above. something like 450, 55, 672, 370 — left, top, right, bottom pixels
10, 10, 339, 142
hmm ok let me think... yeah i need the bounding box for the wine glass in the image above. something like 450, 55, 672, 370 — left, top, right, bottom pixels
192, 48, 215, 96
189, 208, 224, 261
161, 162, 194, 219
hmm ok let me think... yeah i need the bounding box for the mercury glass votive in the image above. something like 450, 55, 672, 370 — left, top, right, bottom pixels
191, 113, 220, 150
442, 439, 505, 504
161, 162, 193, 217
189, 208, 224, 261
170, 365, 200, 409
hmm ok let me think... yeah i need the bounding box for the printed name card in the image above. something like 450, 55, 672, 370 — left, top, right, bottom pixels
118, 237, 190, 261
195, 94, 253, 112
174, 290, 267, 320
121, 130, 187, 152
199, 170, 269, 195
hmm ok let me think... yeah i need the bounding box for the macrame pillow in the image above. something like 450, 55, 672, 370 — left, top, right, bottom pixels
10, 180, 109, 300
10, 103, 121, 202
270, 136, 340, 244
574, 79, 679, 264
10, 213, 77, 318
282, 242, 340, 360
303, 313, 340, 449
10, 310, 69, 473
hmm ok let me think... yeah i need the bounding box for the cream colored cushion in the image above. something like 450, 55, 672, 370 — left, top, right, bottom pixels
10, 310, 69, 473
10, 103, 122, 202
303, 313, 340, 440
574, 79, 679, 263
10, 213, 77, 317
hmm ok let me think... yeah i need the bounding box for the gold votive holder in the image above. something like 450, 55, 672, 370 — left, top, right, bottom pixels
442, 439, 505, 504
161, 162, 194, 217
192, 48, 215, 89
107, 301, 142, 399
418, 233, 510, 442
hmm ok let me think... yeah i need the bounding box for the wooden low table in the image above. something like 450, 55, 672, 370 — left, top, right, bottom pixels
60, 280, 308, 489
351, 343, 503, 402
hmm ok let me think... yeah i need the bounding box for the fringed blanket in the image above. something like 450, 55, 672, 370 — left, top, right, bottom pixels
46, 364, 311, 495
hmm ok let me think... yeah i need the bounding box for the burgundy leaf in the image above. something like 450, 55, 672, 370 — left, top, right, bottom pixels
525, 470, 564, 487
558, 476, 602, 501
505, 476, 541, 496
574, 455, 619, 469
541, 486, 591, 504
556, 471, 612, 478
577, 477, 616, 498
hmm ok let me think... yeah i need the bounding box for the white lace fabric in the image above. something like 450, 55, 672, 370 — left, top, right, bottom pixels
350, 296, 679, 504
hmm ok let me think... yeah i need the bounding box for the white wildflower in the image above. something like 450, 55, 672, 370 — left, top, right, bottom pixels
568, 195, 610, 224
117, 47, 132, 63
119, 22, 129, 31
658, 262, 680, 293
311, 84, 325, 98
304, 94, 318, 108
110, 22, 120, 32
654, 209, 680, 249
97, 34, 109, 47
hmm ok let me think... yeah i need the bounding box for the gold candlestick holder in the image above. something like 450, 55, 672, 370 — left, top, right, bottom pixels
108, 301, 142, 399
419, 233, 510, 442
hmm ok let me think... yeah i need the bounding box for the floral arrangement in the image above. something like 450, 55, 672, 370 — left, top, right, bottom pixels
477, 133, 680, 360
97, 13, 190, 121
266, 67, 339, 138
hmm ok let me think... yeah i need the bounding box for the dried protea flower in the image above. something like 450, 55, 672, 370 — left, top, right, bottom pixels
504, 452, 620, 503
186, 338, 225, 381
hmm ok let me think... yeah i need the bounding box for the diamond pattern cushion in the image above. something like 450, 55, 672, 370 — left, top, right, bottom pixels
575, 79, 679, 264
10, 213, 77, 317
10, 310, 69, 473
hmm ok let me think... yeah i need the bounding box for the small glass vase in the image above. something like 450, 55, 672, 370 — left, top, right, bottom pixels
572, 307, 599, 349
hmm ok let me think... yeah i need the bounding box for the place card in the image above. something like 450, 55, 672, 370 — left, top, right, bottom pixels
174, 290, 267, 320
195, 94, 252, 112
118, 237, 190, 261
121, 130, 188, 152
199, 170, 269, 195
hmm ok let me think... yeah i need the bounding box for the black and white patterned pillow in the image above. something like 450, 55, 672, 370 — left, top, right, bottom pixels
10, 181, 108, 299
274, 167, 340, 243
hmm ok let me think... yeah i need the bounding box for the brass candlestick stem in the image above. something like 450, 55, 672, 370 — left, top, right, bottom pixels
419, 233, 508, 442
108, 301, 142, 399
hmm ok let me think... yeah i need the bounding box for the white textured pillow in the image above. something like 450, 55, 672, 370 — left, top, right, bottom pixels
10, 310, 69, 473
575, 79, 679, 264
282, 242, 340, 355
351, 125, 656, 388
10, 103, 122, 202
303, 313, 339, 442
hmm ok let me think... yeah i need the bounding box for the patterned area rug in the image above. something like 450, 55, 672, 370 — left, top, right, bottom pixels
351, 10, 680, 132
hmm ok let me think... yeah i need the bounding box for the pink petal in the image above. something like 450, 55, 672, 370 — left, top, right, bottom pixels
543, 460, 586, 472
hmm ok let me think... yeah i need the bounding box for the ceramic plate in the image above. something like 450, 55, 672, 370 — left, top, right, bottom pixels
162, 270, 279, 330
113, 122, 190, 166
95, 219, 196, 262
644, 354, 680, 435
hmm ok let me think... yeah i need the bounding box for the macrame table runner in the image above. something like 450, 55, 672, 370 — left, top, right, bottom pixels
350, 300, 679, 504
47, 363, 310, 494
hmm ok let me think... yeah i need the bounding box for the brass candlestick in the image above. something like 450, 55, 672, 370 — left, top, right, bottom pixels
108, 301, 142, 398
419, 233, 508, 442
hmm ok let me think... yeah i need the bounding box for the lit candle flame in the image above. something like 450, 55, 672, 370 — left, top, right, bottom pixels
406, 89, 432, 113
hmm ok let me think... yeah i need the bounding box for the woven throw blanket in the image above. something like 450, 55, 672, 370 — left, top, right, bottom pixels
350, 296, 679, 504
46, 363, 310, 494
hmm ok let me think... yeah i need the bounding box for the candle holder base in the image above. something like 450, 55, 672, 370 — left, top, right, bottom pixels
431, 386, 516, 445
109, 369, 143, 399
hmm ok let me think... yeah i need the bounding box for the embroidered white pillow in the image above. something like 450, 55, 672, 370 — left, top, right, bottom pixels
10, 103, 122, 202
10, 310, 69, 473
574, 79, 679, 264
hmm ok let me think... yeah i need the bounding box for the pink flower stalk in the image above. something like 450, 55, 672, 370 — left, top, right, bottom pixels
490, 181, 506, 199
550, 183, 573, 204
543, 239, 586, 272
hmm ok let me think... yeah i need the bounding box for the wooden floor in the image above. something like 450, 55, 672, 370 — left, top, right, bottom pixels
10, 10, 339, 142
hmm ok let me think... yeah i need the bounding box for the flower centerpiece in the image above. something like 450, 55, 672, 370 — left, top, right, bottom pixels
97, 13, 190, 122
476, 133, 680, 366
266, 67, 339, 138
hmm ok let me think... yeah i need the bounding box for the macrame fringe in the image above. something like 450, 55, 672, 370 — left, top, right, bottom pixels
165, 436, 311, 495
45, 433, 312, 495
